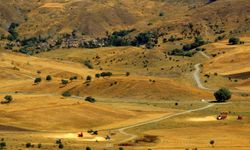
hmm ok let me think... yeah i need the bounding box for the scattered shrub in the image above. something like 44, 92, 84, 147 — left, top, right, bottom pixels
100, 72, 113, 77
84, 60, 94, 69
210, 140, 215, 147
26, 142, 32, 148
7, 23, 19, 41
58, 143, 64, 149
168, 49, 195, 57
95, 74, 101, 78
0, 140, 6, 149
46, 75, 52, 81
1, 95, 13, 104
70, 76, 77, 81
34, 77, 42, 84
86, 147, 91, 150
159, 12, 165, 16
62, 91, 71, 97
85, 96, 96, 103
86, 75, 92, 81
61, 79, 69, 85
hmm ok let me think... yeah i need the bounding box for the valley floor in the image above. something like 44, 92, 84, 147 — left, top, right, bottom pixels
0, 40, 250, 150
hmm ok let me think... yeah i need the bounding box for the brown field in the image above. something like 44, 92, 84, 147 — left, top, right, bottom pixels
0, 41, 250, 149
0, 0, 250, 149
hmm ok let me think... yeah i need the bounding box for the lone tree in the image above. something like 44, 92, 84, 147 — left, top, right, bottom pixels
86, 75, 92, 81
61, 79, 69, 85
85, 96, 96, 103
1, 95, 13, 104
70, 76, 77, 81
95, 74, 100, 78
214, 88, 231, 102
229, 37, 240, 45
46, 75, 52, 81
210, 140, 215, 147
34, 77, 42, 84
86, 147, 91, 150
62, 91, 71, 97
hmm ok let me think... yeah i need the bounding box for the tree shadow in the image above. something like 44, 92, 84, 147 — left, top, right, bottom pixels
209, 100, 227, 103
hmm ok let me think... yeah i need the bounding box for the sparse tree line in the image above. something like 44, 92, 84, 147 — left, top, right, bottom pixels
1, 22, 245, 57
31, 70, 119, 102
0, 138, 95, 149
0, 23, 162, 55
168, 36, 207, 57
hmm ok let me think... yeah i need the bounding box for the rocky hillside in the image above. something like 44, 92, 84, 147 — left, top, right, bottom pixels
0, 0, 249, 38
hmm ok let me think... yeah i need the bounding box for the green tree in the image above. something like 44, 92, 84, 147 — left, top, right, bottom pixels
46, 75, 52, 81
61, 79, 69, 85
210, 140, 215, 147
1, 95, 13, 104
4, 95, 13, 102
84, 60, 93, 69
62, 91, 71, 97
86, 147, 91, 150
85, 96, 96, 103
70, 76, 77, 81
0, 141, 6, 149
7, 23, 19, 41
86, 75, 92, 81
229, 37, 240, 45
34, 77, 42, 84
100, 72, 113, 77
214, 88, 231, 102
58, 143, 64, 149
95, 73, 100, 78
26, 143, 32, 148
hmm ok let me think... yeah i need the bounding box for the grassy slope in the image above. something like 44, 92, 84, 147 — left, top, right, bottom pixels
201, 37, 250, 90
1, 0, 250, 40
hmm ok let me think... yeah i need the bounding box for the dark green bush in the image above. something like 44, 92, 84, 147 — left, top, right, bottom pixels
85, 96, 96, 103
34, 77, 42, 84
58, 143, 64, 149
214, 88, 231, 102
62, 91, 71, 97
86, 75, 92, 81
46, 75, 52, 81
61, 79, 69, 85
229, 37, 240, 45
70, 76, 77, 81
95, 74, 101, 78
84, 60, 93, 69
100, 72, 113, 77
26, 142, 32, 148
86, 147, 91, 150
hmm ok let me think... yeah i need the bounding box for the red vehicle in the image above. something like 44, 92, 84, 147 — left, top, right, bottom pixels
237, 116, 243, 120
217, 112, 228, 120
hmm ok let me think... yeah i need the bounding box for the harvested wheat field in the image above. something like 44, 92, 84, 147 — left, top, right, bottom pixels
0, 0, 250, 149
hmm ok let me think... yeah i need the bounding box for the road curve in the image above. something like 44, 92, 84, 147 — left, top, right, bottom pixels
117, 103, 214, 144
194, 63, 211, 90
115, 51, 213, 144
199, 51, 210, 59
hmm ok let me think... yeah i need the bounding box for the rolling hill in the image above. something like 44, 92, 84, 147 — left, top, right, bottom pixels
1, 1, 250, 150
0, 0, 249, 40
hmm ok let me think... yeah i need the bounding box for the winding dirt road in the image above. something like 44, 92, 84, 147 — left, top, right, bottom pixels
116, 102, 214, 144
114, 52, 215, 144
0, 50, 239, 146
